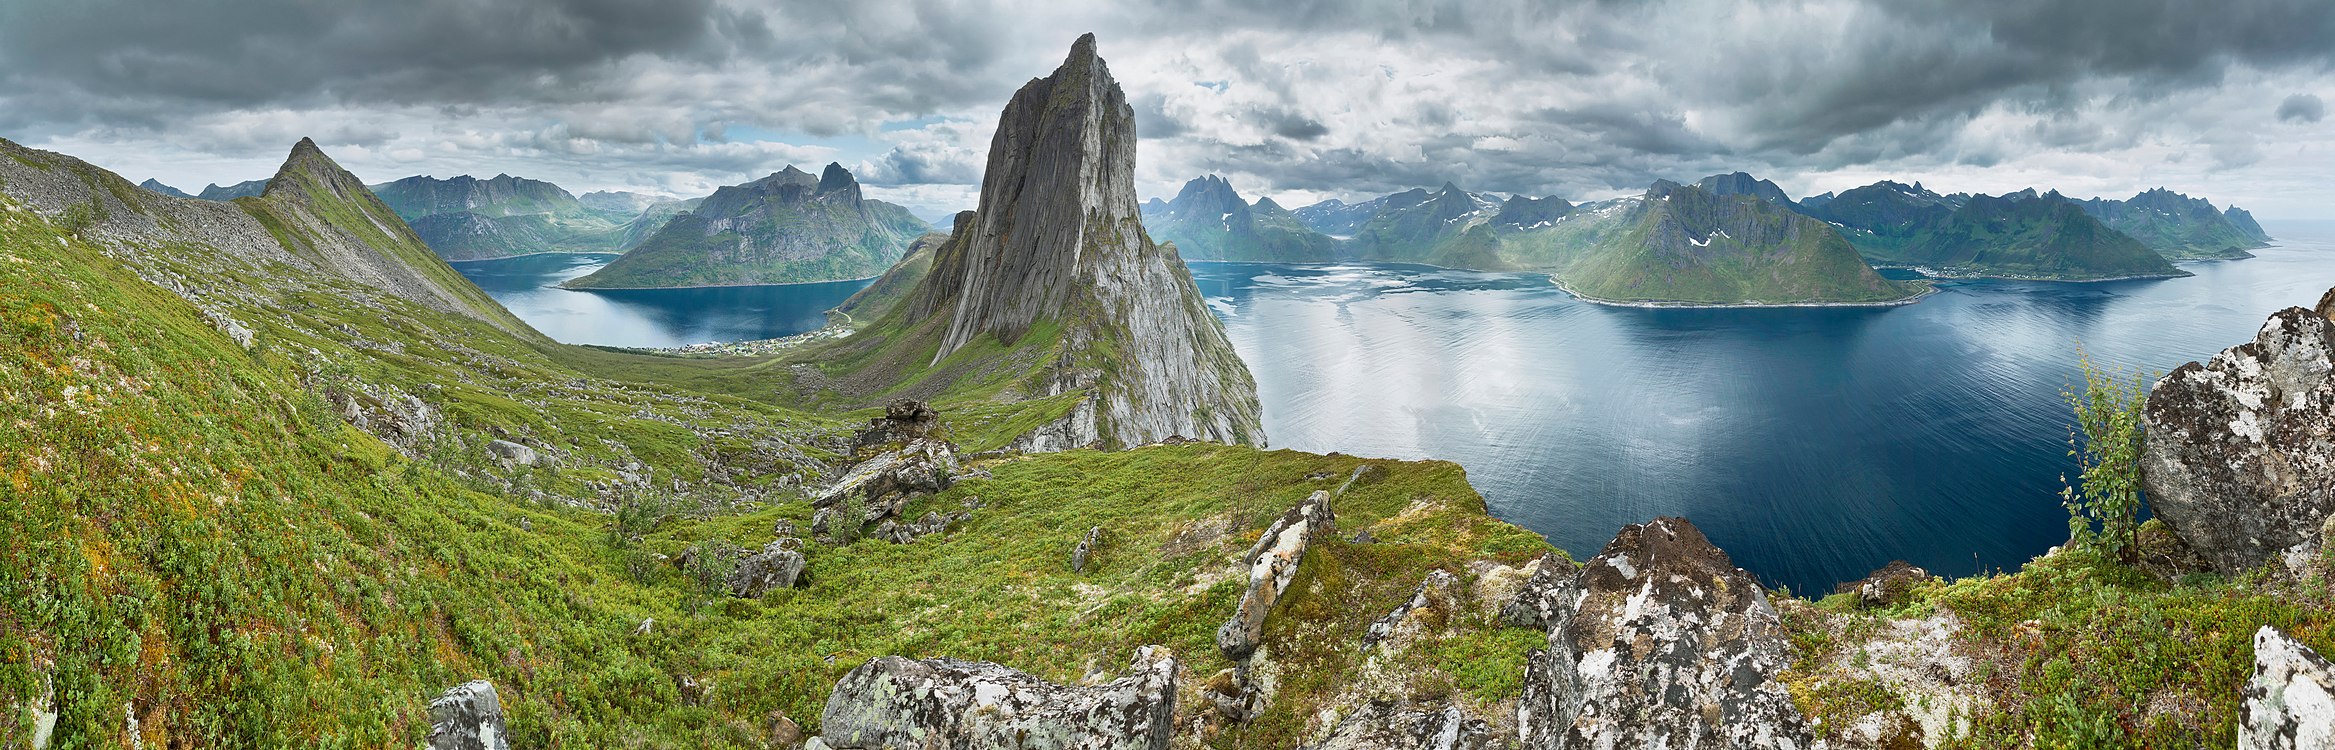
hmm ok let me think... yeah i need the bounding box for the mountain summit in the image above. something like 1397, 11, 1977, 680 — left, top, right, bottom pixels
564, 162, 926, 288
837, 33, 1264, 449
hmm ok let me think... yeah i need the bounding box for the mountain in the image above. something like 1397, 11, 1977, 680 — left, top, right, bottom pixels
366, 174, 652, 261
1552, 180, 1920, 305
2075, 188, 2270, 260
810, 34, 1263, 449
1489, 195, 1574, 230
1293, 193, 1415, 237
2226, 205, 2271, 244
578, 189, 668, 216
197, 178, 270, 201
138, 178, 192, 198
1141, 175, 1336, 262
1348, 183, 1504, 264
563, 163, 928, 289
1694, 171, 1797, 207
1802, 181, 2183, 280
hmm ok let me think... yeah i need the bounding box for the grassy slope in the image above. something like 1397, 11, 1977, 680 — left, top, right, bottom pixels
1864, 198, 2183, 280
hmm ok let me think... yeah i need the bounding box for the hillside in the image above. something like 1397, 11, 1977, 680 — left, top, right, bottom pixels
563, 164, 927, 289
2076, 188, 2271, 260
369, 174, 651, 261
1805, 182, 2185, 280
196, 178, 269, 201
1348, 183, 1503, 263
1142, 176, 1336, 263
1554, 180, 1923, 305
136, 178, 192, 198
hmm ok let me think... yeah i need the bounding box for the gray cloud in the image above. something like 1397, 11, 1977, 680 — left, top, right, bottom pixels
3, 0, 2333, 217
2279, 93, 2327, 122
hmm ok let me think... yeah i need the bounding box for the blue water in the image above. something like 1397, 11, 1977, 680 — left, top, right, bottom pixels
451, 253, 873, 348
1192, 221, 2335, 592
459, 225, 2335, 592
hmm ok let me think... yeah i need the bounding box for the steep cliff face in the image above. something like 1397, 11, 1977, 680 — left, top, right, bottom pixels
884, 34, 1263, 449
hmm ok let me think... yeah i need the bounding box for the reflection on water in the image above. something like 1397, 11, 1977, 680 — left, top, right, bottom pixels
1195, 221, 2335, 591
452, 253, 873, 348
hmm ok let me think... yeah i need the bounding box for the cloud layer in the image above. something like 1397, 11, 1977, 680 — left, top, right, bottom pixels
4, 0, 2330, 217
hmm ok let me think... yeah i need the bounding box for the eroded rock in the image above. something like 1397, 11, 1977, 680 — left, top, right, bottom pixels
857, 399, 941, 450
1515, 517, 1815, 749
1310, 700, 1491, 750
1218, 490, 1336, 660
428, 680, 511, 750
815, 438, 958, 523
818, 646, 1178, 750
2244, 626, 2335, 750
1500, 552, 1583, 630
728, 540, 808, 597
1073, 526, 1104, 573
487, 439, 537, 467
1363, 570, 1461, 650
1835, 560, 1933, 609
2142, 300, 2335, 575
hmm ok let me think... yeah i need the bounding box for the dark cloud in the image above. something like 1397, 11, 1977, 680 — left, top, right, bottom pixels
2279, 93, 2327, 122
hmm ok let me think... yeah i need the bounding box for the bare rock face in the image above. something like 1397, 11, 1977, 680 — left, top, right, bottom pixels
1500, 552, 1583, 630
428, 680, 511, 750
818, 646, 1179, 750
902, 34, 1263, 449
2243, 627, 2335, 750
815, 438, 959, 524
2142, 298, 2335, 575
856, 399, 942, 450
1218, 490, 1336, 660
728, 539, 808, 597
1310, 701, 1492, 750
1515, 517, 1815, 749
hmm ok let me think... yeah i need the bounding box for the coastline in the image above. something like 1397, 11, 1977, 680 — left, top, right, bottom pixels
445, 250, 619, 263
1547, 276, 1940, 309
1870, 264, 2193, 283
560, 272, 884, 291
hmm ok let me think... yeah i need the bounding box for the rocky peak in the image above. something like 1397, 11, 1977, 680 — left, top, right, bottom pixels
817, 162, 860, 198
266, 138, 373, 205
1252, 196, 1285, 213
1164, 175, 1247, 219
138, 178, 192, 199
1493, 195, 1572, 228
1694, 171, 1794, 206
898, 33, 1264, 448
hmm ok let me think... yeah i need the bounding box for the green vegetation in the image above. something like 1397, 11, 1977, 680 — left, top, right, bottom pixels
2076, 189, 2268, 261
1145, 177, 1337, 263
2060, 352, 2152, 558
565, 169, 927, 289
368, 174, 668, 261
1552, 184, 1923, 305
1806, 184, 2185, 280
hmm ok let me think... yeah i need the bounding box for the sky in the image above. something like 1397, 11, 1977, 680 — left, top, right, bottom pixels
2, 0, 2331, 221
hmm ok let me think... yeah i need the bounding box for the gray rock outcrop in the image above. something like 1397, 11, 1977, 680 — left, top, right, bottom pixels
487, 439, 538, 466
428, 680, 511, 750
2243, 626, 2335, 749
1310, 701, 1492, 750
728, 539, 808, 597
817, 646, 1179, 750
815, 438, 959, 524
2142, 297, 2335, 574
1500, 552, 1583, 630
1363, 569, 1460, 650
1218, 490, 1336, 660
1515, 517, 1815, 749
891, 34, 1264, 450
1835, 560, 1934, 609
856, 399, 942, 450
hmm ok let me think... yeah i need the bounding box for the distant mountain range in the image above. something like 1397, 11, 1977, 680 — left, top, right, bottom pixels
365, 174, 675, 261
1139, 171, 2268, 304
563, 163, 928, 289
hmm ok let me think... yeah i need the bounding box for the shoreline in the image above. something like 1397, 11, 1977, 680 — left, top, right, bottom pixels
446, 250, 619, 263
1547, 276, 1940, 309
1871, 264, 2194, 283
559, 273, 884, 291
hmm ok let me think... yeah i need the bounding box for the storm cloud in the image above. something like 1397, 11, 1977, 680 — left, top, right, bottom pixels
3, 0, 2331, 217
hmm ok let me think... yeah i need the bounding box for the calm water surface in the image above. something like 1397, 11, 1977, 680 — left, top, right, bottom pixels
452, 253, 872, 348
463, 223, 2335, 591
1193, 221, 2335, 591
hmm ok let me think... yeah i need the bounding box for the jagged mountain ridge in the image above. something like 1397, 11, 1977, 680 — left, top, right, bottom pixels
198, 178, 270, 201
369, 173, 656, 261
563, 163, 927, 288
138, 178, 193, 199
1803, 182, 2184, 279
2075, 187, 2271, 260
1140, 175, 1336, 262
1555, 180, 1921, 305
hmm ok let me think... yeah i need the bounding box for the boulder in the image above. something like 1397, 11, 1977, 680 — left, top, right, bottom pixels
1310, 701, 1491, 750
1500, 552, 1583, 629
2142, 301, 2335, 574
1218, 490, 1336, 660
2243, 626, 2335, 749
486, 439, 537, 466
1834, 560, 1934, 608
815, 438, 959, 522
427, 680, 511, 750
1363, 569, 1461, 650
728, 540, 808, 597
818, 646, 1178, 750
856, 399, 942, 450
1072, 526, 1104, 573
1515, 517, 1815, 749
